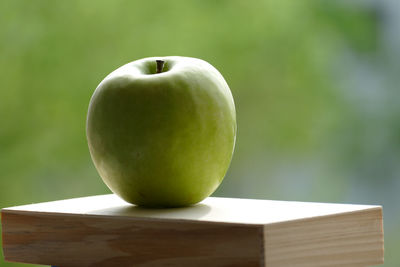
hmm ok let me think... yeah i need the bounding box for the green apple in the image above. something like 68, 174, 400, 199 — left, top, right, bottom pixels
86, 56, 236, 207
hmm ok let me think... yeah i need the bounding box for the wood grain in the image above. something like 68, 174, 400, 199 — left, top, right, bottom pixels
1, 195, 384, 266
264, 208, 383, 266
2, 212, 263, 267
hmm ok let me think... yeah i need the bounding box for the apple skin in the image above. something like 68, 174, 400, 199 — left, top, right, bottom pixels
86, 56, 236, 207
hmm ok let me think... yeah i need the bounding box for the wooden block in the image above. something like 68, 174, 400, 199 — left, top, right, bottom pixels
1, 194, 384, 266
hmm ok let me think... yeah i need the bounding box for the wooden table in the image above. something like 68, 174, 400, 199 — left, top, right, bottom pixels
1, 194, 384, 266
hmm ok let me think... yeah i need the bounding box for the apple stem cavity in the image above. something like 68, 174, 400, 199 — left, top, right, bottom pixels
156, 60, 165, 74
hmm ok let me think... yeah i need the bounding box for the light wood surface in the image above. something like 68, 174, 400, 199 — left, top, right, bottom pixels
1, 194, 384, 266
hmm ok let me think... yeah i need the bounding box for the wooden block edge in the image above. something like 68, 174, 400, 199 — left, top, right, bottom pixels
263, 206, 384, 266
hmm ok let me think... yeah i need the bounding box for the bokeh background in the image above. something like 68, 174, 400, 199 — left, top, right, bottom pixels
1, 0, 399, 266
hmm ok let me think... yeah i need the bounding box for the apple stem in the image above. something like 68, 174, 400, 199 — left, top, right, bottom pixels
156, 60, 165, 74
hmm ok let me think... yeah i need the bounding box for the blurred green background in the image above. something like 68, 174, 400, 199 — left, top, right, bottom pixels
1, 0, 398, 266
